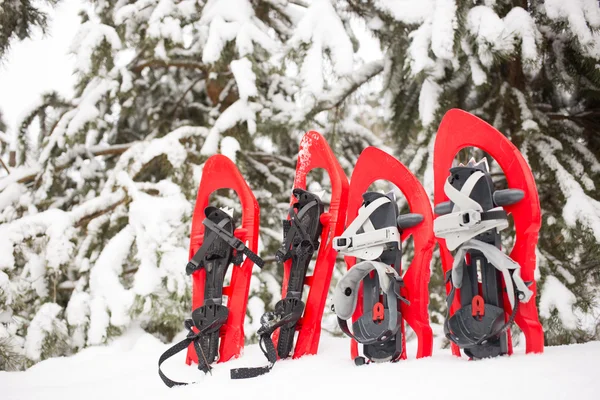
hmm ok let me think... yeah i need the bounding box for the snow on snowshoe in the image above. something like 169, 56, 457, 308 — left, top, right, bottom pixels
158, 155, 264, 387
333, 147, 434, 365
433, 109, 544, 358
231, 131, 349, 378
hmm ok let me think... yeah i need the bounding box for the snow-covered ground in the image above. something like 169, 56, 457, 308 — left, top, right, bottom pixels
2, 327, 599, 400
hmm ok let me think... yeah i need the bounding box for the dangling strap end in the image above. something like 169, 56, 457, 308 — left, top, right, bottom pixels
186, 261, 202, 275
230, 365, 272, 379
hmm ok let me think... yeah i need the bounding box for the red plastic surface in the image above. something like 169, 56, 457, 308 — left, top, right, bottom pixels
272, 131, 349, 358
433, 109, 544, 357
186, 155, 260, 365
344, 147, 435, 360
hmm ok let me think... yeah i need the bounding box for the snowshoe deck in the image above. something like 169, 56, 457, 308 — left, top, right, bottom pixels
433, 109, 543, 357
334, 147, 434, 363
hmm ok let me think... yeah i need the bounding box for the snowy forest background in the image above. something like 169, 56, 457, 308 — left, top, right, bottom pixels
0, 0, 599, 371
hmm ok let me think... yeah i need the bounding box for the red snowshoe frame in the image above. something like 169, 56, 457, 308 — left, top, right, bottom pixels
186, 154, 260, 365
344, 147, 435, 360
433, 109, 544, 356
272, 131, 349, 358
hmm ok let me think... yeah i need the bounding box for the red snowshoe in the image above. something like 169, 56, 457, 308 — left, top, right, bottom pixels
433, 109, 544, 358
231, 131, 349, 378
332, 147, 434, 364
158, 154, 264, 387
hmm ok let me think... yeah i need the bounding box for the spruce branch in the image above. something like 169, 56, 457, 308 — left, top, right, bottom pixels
131, 59, 207, 74
305, 60, 384, 120
0, 158, 10, 174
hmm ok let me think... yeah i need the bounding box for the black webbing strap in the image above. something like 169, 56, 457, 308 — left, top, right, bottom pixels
230, 333, 278, 379
480, 209, 507, 222
158, 320, 212, 388
186, 217, 264, 275
275, 202, 316, 262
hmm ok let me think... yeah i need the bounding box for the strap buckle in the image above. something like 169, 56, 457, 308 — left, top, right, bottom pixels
434, 210, 482, 235
333, 227, 400, 254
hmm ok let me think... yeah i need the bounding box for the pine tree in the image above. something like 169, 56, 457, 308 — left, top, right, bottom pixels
347, 0, 600, 344
0, 0, 381, 369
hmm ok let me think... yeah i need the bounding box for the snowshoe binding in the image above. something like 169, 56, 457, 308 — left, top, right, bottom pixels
231, 131, 349, 378
333, 147, 434, 364
434, 159, 532, 358
158, 155, 264, 387
433, 109, 543, 357
334, 192, 413, 364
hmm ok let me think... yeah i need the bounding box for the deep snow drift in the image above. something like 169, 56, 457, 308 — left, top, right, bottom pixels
2, 327, 599, 400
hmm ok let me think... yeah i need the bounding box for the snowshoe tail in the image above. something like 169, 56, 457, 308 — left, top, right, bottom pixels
333, 147, 434, 364
433, 109, 543, 358
231, 131, 349, 379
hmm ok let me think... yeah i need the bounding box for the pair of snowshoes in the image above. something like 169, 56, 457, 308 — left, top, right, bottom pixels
159, 132, 349, 385
331, 110, 543, 365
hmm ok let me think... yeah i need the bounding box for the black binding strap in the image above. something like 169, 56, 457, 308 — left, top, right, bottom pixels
230, 332, 278, 379
158, 320, 213, 387
275, 201, 317, 262
480, 209, 507, 222
187, 217, 264, 275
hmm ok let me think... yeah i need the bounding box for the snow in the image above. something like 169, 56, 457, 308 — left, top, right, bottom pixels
289, 0, 354, 95
418, 79, 442, 127
201, 100, 260, 155
534, 139, 600, 243
200, 0, 277, 64
24, 303, 67, 361
374, 0, 434, 25
231, 58, 258, 100
545, 0, 600, 57
430, 0, 457, 60
0, 209, 75, 271
88, 226, 135, 344
503, 7, 541, 74
2, 327, 600, 399
221, 136, 241, 163
539, 276, 578, 330
70, 21, 122, 74
467, 6, 511, 68
408, 21, 435, 75
24, 254, 48, 298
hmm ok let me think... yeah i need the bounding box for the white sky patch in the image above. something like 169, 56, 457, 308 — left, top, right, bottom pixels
0, 0, 84, 138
